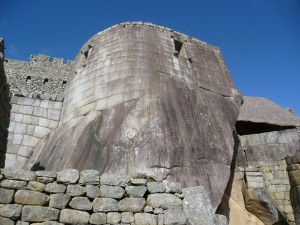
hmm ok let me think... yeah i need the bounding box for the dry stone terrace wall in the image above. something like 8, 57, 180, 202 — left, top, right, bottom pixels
5, 96, 62, 169
0, 168, 227, 225
0, 38, 11, 168
5, 54, 73, 100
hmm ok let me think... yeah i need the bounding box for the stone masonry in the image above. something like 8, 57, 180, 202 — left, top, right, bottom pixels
0, 38, 11, 168
5, 54, 73, 100
6, 96, 63, 169
0, 168, 226, 225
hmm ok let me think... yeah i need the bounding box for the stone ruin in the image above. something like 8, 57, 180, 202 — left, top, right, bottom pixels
0, 22, 299, 225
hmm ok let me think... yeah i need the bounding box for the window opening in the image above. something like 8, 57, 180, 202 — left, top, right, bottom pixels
174, 40, 183, 57
26, 76, 31, 82
62, 80, 67, 86
43, 78, 49, 84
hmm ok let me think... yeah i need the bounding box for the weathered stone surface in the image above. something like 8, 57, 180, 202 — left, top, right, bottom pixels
57, 169, 79, 184
79, 170, 100, 184
35, 171, 57, 178
69, 197, 92, 210
135, 213, 157, 225
15, 190, 49, 205
130, 178, 147, 185
100, 174, 130, 186
86, 184, 99, 198
22, 206, 59, 222
119, 197, 146, 212
2, 168, 36, 181
100, 185, 125, 199
59, 209, 90, 224
0, 187, 14, 203
147, 182, 166, 193
27, 181, 46, 192
144, 205, 154, 213
1, 179, 27, 189
163, 180, 182, 193
26, 23, 241, 210
66, 184, 86, 196
0, 203, 22, 219
16, 221, 29, 225
244, 188, 288, 225
121, 212, 134, 223
154, 207, 164, 214
291, 186, 300, 225
0, 216, 14, 225
147, 194, 182, 209
125, 185, 147, 197
49, 194, 71, 209
164, 208, 186, 225
182, 186, 215, 225
92, 198, 118, 212
214, 214, 228, 225
45, 183, 66, 193
90, 212, 106, 224
107, 212, 121, 224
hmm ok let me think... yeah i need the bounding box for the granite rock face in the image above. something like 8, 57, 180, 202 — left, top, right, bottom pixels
26, 22, 241, 210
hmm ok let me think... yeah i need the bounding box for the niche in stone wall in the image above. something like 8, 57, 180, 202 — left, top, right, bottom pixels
26, 76, 31, 82
62, 80, 67, 86
172, 38, 187, 58
43, 78, 49, 84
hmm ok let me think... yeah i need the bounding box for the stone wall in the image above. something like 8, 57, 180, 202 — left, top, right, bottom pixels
0, 168, 226, 225
234, 129, 300, 224
0, 38, 11, 168
4, 54, 73, 100
287, 153, 300, 225
6, 96, 62, 169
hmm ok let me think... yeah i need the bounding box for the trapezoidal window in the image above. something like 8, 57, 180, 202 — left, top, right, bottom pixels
26, 76, 31, 82
173, 39, 186, 57
62, 80, 67, 86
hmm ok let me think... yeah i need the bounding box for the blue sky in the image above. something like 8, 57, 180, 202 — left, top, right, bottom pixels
1, 0, 300, 115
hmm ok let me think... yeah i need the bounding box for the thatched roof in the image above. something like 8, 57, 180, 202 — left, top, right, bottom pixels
238, 96, 300, 127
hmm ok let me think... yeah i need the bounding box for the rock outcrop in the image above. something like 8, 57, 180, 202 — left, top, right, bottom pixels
25, 22, 242, 210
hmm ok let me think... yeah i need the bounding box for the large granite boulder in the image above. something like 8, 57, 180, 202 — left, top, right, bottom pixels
26, 22, 241, 210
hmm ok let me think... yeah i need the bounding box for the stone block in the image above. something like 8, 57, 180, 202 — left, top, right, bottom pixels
69, 197, 92, 210
0, 187, 14, 203
66, 184, 86, 196
100, 173, 129, 186
22, 115, 39, 125
19, 105, 34, 115
90, 212, 107, 224
18, 97, 34, 106
247, 181, 264, 189
22, 206, 59, 222
49, 194, 71, 209
36, 176, 54, 183
18, 146, 33, 158
163, 180, 182, 193
92, 198, 118, 212
164, 208, 186, 225
32, 107, 43, 117
13, 134, 23, 145
107, 212, 121, 224
100, 185, 125, 199
125, 185, 147, 197
59, 208, 90, 224
7, 142, 19, 154
147, 194, 182, 209
119, 197, 146, 212
86, 185, 100, 199
0, 203, 22, 220
154, 208, 164, 214
182, 186, 215, 225
15, 190, 49, 205
22, 135, 40, 147
134, 213, 157, 225
26, 125, 35, 135
57, 169, 79, 184
27, 181, 46, 192
36, 171, 57, 178
79, 170, 100, 185
38, 118, 50, 127
48, 120, 59, 129
1, 179, 27, 189
121, 212, 134, 223
14, 123, 27, 135
130, 178, 147, 185
2, 168, 36, 181
16, 221, 29, 225
147, 182, 166, 193
47, 109, 60, 121
0, 216, 14, 225
45, 183, 66, 194
14, 113, 24, 123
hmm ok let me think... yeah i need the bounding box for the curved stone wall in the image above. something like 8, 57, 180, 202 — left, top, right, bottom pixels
61, 22, 237, 124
